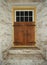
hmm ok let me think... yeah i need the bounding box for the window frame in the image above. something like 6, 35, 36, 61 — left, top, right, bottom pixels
12, 6, 36, 47
12, 6, 36, 24
15, 10, 34, 22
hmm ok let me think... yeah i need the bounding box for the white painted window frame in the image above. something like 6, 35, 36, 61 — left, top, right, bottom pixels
14, 10, 34, 22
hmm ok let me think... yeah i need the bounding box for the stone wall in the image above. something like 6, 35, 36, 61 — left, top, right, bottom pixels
0, 0, 47, 61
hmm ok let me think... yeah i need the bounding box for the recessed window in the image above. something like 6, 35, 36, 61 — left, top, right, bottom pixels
29, 11, 32, 16
29, 17, 32, 22
16, 17, 19, 22
15, 11, 34, 22
16, 11, 20, 16
25, 11, 28, 16
21, 17, 24, 21
21, 11, 24, 16
25, 17, 28, 21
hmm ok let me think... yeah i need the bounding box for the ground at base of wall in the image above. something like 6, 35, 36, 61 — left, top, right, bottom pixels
2, 47, 47, 65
